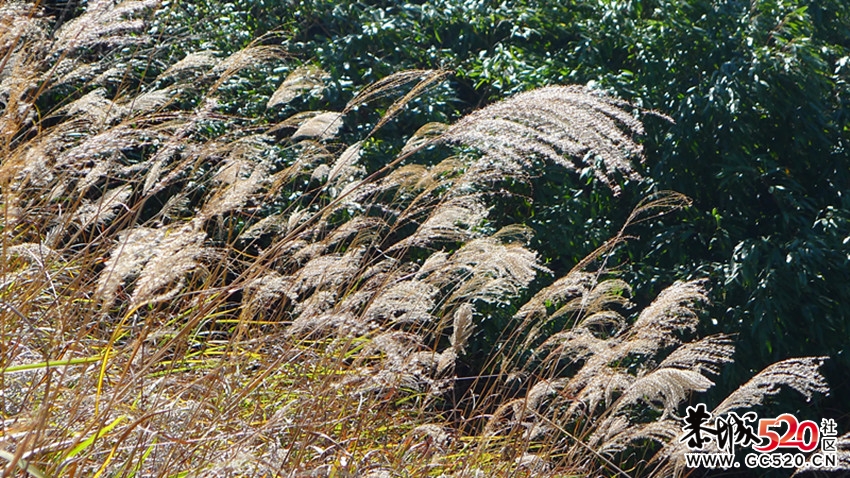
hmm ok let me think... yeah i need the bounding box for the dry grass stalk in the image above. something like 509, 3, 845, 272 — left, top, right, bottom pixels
0, 3, 836, 476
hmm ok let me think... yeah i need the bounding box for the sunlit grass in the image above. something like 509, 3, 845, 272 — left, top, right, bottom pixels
0, 2, 835, 477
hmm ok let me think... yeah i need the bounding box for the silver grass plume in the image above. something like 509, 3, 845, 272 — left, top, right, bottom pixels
444, 85, 649, 194
655, 357, 830, 475
59, 88, 128, 125
343, 69, 449, 135
655, 333, 736, 377
96, 226, 165, 304
331, 163, 434, 223
515, 271, 596, 325
142, 98, 219, 195
561, 281, 710, 403
436, 303, 476, 376
72, 184, 133, 228
53, 0, 156, 55
209, 44, 287, 93
96, 220, 208, 306
322, 216, 387, 252
3, 117, 147, 195
267, 64, 329, 107
325, 141, 366, 192
0, 63, 38, 140
56, 125, 152, 171
364, 280, 438, 326
388, 195, 490, 251
241, 272, 290, 317
6, 242, 59, 268
613, 368, 715, 416
345, 330, 454, 396
605, 335, 735, 417
345, 70, 439, 108
291, 111, 344, 142
713, 356, 829, 417
485, 279, 733, 466
0, 3, 45, 56
450, 303, 475, 355
624, 279, 709, 353
400, 122, 449, 156
279, 247, 368, 336
132, 221, 208, 304
595, 417, 683, 458
552, 278, 632, 325
264, 140, 333, 192
124, 87, 174, 114
445, 237, 547, 305
199, 136, 273, 219
286, 311, 368, 339
158, 51, 219, 80
514, 271, 601, 354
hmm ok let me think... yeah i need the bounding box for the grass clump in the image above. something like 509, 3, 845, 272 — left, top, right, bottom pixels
1, 2, 842, 477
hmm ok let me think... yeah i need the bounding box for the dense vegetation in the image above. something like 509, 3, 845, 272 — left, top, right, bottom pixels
1, 0, 848, 476
231, 0, 850, 419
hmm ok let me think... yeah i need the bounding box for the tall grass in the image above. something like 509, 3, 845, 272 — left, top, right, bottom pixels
0, 2, 843, 477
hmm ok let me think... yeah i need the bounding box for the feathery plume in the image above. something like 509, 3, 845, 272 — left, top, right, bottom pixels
515, 271, 596, 324
291, 111, 344, 142
125, 87, 173, 114
96, 226, 166, 304
389, 195, 489, 251
614, 368, 715, 416
400, 122, 449, 156
158, 51, 219, 80
56, 125, 152, 173
627, 279, 708, 350
53, 0, 156, 54
364, 280, 438, 326
131, 220, 207, 304
0, 3, 45, 56
655, 357, 830, 476
656, 334, 736, 377
200, 162, 269, 219
60, 88, 127, 124
446, 238, 546, 305
73, 184, 132, 227
326, 141, 365, 188
267, 64, 329, 107
141, 98, 218, 195
210, 44, 287, 92
444, 85, 647, 194
345, 70, 442, 112
713, 356, 829, 417
450, 303, 475, 354
96, 221, 208, 305
289, 247, 365, 300
199, 136, 273, 219
596, 417, 682, 457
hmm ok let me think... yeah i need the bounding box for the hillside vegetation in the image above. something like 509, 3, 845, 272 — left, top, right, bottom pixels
1, 1, 848, 476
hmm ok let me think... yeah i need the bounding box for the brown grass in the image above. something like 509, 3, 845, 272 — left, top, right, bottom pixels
0, 2, 838, 477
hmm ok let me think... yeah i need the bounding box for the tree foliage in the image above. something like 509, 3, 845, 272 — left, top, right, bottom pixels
574, 0, 850, 396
